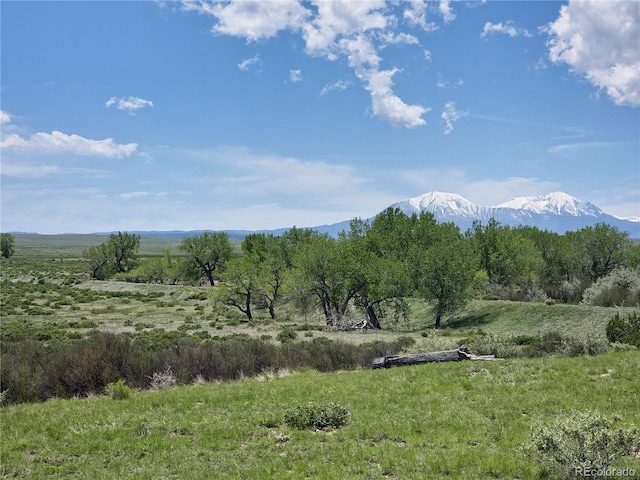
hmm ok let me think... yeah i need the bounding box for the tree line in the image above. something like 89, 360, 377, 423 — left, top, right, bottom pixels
79, 209, 640, 328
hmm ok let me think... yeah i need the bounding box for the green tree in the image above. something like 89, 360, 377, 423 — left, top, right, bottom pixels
414, 222, 476, 328
516, 226, 572, 297
567, 223, 632, 283
178, 232, 233, 286
294, 235, 366, 326
107, 232, 140, 273
346, 213, 414, 329
242, 234, 293, 319
0, 233, 15, 259
216, 255, 259, 320
83, 243, 113, 280
468, 219, 541, 287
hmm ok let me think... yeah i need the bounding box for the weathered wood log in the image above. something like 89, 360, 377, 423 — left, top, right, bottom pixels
372, 346, 499, 369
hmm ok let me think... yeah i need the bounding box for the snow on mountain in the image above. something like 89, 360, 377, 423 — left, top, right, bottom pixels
387, 191, 639, 236
394, 191, 481, 218
495, 192, 603, 217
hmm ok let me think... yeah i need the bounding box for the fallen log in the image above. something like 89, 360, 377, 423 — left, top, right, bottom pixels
372, 346, 500, 369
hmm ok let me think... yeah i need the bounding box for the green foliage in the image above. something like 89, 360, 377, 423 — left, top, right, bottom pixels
284, 402, 350, 430
0, 330, 412, 405
468, 330, 609, 358
81, 231, 140, 279
1, 233, 16, 258
105, 379, 136, 400
108, 232, 141, 273
582, 267, 640, 307
413, 222, 476, 327
526, 410, 639, 478
468, 219, 542, 287
606, 312, 640, 347
276, 328, 297, 343
178, 232, 233, 286
567, 223, 632, 282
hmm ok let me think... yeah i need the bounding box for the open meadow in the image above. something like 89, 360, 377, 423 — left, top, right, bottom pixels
1, 234, 639, 479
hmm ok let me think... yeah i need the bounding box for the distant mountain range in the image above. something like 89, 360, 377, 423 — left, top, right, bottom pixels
15, 191, 639, 239
298, 191, 640, 237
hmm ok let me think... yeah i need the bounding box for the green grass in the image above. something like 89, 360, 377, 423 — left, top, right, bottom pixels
2, 351, 639, 479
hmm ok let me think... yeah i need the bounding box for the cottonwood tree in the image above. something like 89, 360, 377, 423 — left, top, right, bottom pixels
242, 234, 293, 319
293, 235, 366, 326
413, 222, 476, 328
344, 214, 413, 329
216, 255, 259, 320
468, 219, 542, 286
81, 232, 140, 279
566, 223, 631, 283
83, 243, 113, 280
1, 233, 15, 259
108, 231, 140, 273
178, 232, 233, 286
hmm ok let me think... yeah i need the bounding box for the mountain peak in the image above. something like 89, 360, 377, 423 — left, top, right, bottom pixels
496, 191, 603, 217
386, 190, 638, 236
394, 191, 480, 218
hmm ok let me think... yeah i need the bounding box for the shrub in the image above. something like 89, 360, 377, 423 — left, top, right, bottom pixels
284, 402, 350, 430
581, 267, 640, 307
276, 328, 297, 343
606, 312, 640, 347
525, 410, 639, 478
105, 379, 136, 400
148, 366, 176, 390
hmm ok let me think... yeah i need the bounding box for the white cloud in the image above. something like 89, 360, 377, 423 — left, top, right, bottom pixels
320, 79, 350, 96
437, 73, 464, 89
301, 0, 388, 57
182, 0, 310, 42
439, 0, 456, 23
440, 101, 468, 135
403, 0, 438, 32
378, 31, 420, 46
362, 68, 429, 128
1, 131, 137, 158
481, 20, 530, 38
547, 0, 640, 107
289, 69, 302, 82
105, 96, 154, 115
547, 141, 627, 154
0, 110, 11, 124
120, 192, 153, 200
181, 0, 430, 128
237, 54, 262, 71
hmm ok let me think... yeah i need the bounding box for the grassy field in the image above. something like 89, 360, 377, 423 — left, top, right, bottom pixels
2, 352, 639, 479
2, 235, 640, 478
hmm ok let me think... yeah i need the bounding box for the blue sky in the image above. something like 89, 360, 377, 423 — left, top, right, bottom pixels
1, 0, 639, 234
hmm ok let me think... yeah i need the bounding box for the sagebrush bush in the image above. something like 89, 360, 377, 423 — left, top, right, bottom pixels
0, 331, 413, 405
581, 267, 640, 307
469, 331, 609, 358
105, 379, 136, 400
276, 328, 297, 343
525, 410, 639, 478
606, 312, 640, 347
284, 402, 350, 430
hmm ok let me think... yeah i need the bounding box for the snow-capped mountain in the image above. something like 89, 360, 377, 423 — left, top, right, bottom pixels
495, 192, 603, 217
388, 191, 639, 236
